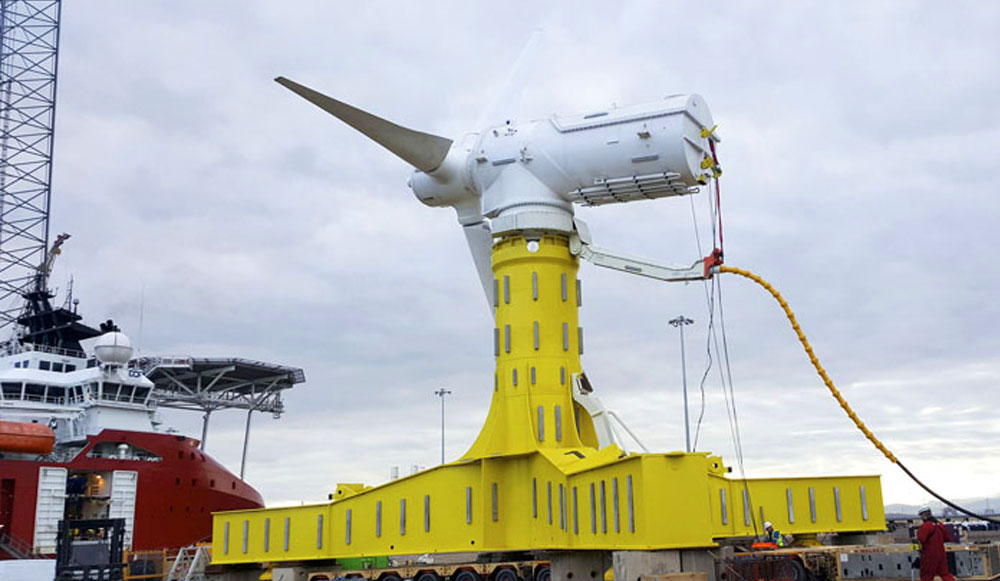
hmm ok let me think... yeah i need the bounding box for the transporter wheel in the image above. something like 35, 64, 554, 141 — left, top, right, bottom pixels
416, 573, 443, 581
455, 570, 483, 581
493, 567, 519, 581
534, 566, 551, 581
380, 574, 403, 581
789, 559, 809, 581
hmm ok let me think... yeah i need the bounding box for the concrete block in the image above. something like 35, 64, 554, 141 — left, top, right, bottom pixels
613, 550, 680, 581
551, 550, 612, 581
272, 566, 310, 581
613, 550, 716, 581
680, 549, 716, 581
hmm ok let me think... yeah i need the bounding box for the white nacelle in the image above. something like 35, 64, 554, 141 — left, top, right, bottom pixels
408, 94, 716, 234
276, 76, 718, 305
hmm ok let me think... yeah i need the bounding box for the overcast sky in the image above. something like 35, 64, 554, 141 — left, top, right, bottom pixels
36, 1, 1000, 508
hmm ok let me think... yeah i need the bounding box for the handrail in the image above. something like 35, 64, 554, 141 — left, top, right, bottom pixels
1, 341, 87, 359
0, 531, 39, 559
165, 544, 211, 581
124, 548, 170, 580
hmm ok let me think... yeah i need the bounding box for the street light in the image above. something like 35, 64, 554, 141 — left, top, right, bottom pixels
434, 388, 452, 463
668, 315, 694, 453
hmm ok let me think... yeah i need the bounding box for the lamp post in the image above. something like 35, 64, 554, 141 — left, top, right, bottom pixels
668, 315, 694, 453
434, 388, 452, 463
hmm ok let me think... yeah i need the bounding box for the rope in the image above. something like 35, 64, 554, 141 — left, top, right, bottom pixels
687, 196, 712, 452
719, 265, 1000, 524
719, 266, 897, 462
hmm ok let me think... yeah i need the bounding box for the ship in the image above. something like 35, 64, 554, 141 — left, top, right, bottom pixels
0, 249, 304, 559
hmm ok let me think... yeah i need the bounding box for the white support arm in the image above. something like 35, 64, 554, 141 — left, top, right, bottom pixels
578, 245, 711, 282
568, 218, 719, 283
572, 373, 648, 453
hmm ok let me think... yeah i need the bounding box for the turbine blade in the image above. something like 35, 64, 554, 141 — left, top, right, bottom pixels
275, 76, 453, 173
462, 221, 495, 311
476, 28, 542, 130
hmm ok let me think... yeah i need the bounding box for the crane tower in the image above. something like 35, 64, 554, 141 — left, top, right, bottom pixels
0, 0, 62, 331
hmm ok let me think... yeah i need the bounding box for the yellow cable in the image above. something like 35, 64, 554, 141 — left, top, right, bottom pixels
719, 265, 899, 464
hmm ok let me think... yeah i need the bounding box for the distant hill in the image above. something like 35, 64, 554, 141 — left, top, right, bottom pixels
886, 496, 1000, 518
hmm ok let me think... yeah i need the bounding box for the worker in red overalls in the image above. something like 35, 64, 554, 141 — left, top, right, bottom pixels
916, 506, 955, 581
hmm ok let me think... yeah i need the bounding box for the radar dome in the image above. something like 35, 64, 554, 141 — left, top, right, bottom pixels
94, 332, 133, 366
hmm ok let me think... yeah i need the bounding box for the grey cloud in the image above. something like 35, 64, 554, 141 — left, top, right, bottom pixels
37, 1, 1000, 507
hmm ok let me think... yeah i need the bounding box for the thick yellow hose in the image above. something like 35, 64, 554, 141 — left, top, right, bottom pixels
719, 265, 899, 464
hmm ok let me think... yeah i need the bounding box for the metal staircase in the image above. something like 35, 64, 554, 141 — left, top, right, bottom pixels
166, 544, 210, 581
0, 531, 42, 559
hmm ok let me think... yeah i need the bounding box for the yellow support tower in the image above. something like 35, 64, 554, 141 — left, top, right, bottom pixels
212, 234, 884, 566
466, 234, 594, 457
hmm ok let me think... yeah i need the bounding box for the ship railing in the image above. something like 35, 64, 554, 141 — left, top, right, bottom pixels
123, 548, 170, 580
133, 356, 306, 384
0, 531, 44, 559
1, 341, 87, 359
87, 451, 163, 462
1, 391, 68, 405
131, 356, 194, 371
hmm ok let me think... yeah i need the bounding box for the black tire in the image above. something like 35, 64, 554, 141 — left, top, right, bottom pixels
789, 559, 809, 581
451, 569, 483, 581
493, 568, 519, 581
455, 570, 483, 581
416, 573, 442, 581
381, 574, 403, 581
534, 566, 551, 581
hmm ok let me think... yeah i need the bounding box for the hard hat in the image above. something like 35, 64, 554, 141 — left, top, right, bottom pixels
764, 521, 773, 529
918, 506, 932, 515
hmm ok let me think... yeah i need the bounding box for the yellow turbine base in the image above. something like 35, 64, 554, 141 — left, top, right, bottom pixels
212, 235, 885, 565
212, 451, 883, 564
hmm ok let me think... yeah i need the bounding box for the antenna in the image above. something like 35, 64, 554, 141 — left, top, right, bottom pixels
0, 1, 63, 331
136, 284, 144, 354
62, 275, 73, 309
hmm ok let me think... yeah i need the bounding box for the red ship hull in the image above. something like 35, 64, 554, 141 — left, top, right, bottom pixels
0, 428, 263, 557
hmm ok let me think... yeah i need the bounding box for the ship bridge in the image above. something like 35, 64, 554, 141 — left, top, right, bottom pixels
133, 356, 306, 478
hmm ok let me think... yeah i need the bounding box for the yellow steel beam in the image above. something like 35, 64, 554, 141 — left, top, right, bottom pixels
213, 451, 883, 564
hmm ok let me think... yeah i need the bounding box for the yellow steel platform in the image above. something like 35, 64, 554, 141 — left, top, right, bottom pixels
213, 450, 882, 563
